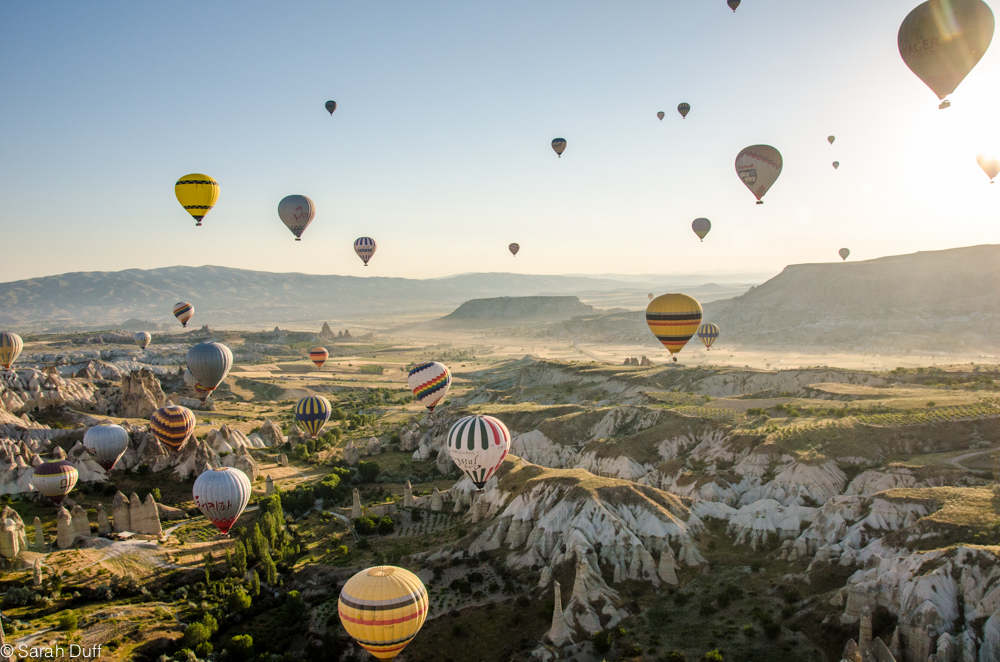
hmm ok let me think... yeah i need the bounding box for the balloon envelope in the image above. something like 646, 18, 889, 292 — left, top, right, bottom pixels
728, 0, 740, 11
173, 302, 194, 328
697, 323, 720, 349
175, 174, 219, 226
898, 0, 994, 102
646, 294, 704, 357
447, 415, 510, 489
294, 396, 331, 438
677, 103, 691, 118
193, 467, 251, 535
509, 243, 519, 256
34, 460, 78, 505
408, 362, 452, 412
977, 154, 1000, 182
736, 145, 783, 203
83, 423, 129, 472
186, 342, 233, 399
828, 136, 836, 144
692, 218, 711, 241
0, 332, 23, 370
657, 111, 665, 120
150, 405, 196, 452
134, 332, 151, 350
325, 100, 337, 115
648, 293, 654, 301
354, 237, 377, 266
832, 161, 840, 169
338, 566, 429, 661
551, 138, 566, 157
839, 248, 851, 261
278, 195, 316, 240
309, 347, 329, 368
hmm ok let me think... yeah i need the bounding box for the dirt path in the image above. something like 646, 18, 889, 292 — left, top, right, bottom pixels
947, 446, 999, 470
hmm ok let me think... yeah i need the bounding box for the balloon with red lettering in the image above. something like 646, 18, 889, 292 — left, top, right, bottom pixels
839, 248, 850, 261
977, 154, 1000, 183
447, 415, 511, 490
193, 467, 251, 535
735, 145, 782, 204
898, 0, 994, 107
551, 138, 566, 158
83, 423, 129, 472
278, 195, 316, 240
677, 103, 690, 118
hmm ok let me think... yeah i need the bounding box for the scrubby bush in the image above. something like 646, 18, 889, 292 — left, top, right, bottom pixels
703, 651, 723, 662
3, 586, 35, 608
228, 587, 251, 614
58, 610, 77, 632
376, 516, 395, 535
662, 652, 687, 662
592, 630, 613, 654
226, 635, 254, 661
182, 622, 211, 649
353, 517, 377, 535
357, 461, 380, 483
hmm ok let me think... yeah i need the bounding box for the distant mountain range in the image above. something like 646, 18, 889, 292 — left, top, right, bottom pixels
0, 266, 757, 330
429, 296, 595, 328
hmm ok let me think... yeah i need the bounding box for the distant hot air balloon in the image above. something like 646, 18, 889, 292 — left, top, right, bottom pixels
657, 111, 665, 120
193, 467, 251, 535
839, 248, 851, 261
134, 332, 151, 350
898, 0, 994, 108
175, 174, 219, 227
447, 415, 510, 490
832, 161, 840, 169
83, 423, 129, 472
186, 342, 233, 400
294, 395, 331, 438
977, 154, 1000, 182
325, 100, 338, 115
646, 294, 703, 362
728, 0, 741, 11
692, 218, 712, 242
150, 405, 196, 452
339, 566, 429, 661
677, 103, 690, 119
736, 145, 783, 204
697, 323, 720, 350
551, 138, 567, 157
0, 332, 23, 370
648, 293, 654, 301
354, 237, 377, 266
278, 195, 316, 241
408, 362, 452, 412
173, 302, 194, 328
309, 347, 329, 368
509, 243, 520, 256
828, 136, 836, 145
33, 460, 78, 505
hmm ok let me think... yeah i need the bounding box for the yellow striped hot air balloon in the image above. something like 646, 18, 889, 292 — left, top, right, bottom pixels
294, 395, 331, 438
0, 332, 23, 370
646, 294, 703, 362
150, 405, 196, 452
175, 174, 219, 227
339, 566, 428, 661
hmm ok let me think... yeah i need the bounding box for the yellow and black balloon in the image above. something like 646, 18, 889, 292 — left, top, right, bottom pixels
646, 294, 703, 362
175, 174, 220, 227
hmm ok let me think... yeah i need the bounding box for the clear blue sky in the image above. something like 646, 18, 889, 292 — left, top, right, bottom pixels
1, 1, 997, 281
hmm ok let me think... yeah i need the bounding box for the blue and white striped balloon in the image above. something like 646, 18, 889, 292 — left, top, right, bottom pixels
354, 237, 377, 266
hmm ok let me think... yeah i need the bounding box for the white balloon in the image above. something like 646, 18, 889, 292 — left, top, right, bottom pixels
193, 467, 252, 535
447, 415, 510, 489
83, 423, 129, 472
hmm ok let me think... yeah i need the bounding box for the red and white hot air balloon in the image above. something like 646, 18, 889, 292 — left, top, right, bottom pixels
193, 467, 252, 535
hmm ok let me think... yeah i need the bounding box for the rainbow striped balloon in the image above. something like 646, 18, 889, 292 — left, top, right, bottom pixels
339, 566, 428, 660
33, 460, 79, 505
308, 347, 329, 368
354, 237, 377, 266
173, 302, 194, 327
407, 362, 451, 412
646, 294, 703, 361
0, 332, 23, 370
294, 395, 331, 438
150, 405, 196, 452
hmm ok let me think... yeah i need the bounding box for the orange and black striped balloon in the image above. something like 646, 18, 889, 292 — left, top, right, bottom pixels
646, 294, 703, 357
309, 347, 329, 368
150, 405, 196, 452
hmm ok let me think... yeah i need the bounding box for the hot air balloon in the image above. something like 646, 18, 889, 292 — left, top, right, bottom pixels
447, 415, 510, 490
0, 332, 23, 370
833, 161, 840, 169
193, 467, 251, 535
551, 138, 567, 157
828, 136, 836, 145
338, 566, 429, 661
150, 405, 196, 452
648, 293, 654, 301
736, 145, 783, 204
408, 362, 452, 412
83, 423, 129, 472
173, 302, 194, 328
354, 237, 377, 266
677, 103, 690, 118
692, 218, 711, 242
898, 0, 994, 108
839, 248, 851, 261
134, 332, 151, 350
646, 294, 703, 362
977, 154, 1000, 182
175, 174, 219, 227
509, 243, 520, 256
294, 395, 331, 438
309, 347, 329, 368
278, 195, 316, 241
728, 0, 741, 11
325, 100, 338, 115
697, 323, 720, 350
33, 460, 78, 505
657, 111, 665, 120
186, 342, 233, 400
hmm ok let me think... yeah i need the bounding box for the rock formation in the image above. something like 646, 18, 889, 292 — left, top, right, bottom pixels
365, 437, 381, 456
233, 447, 260, 481
658, 546, 679, 585
97, 504, 110, 534
430, 487, 444, 512
352, 489, 362, 519
56, 507, 73, 549
546, 581, 573, 645
70, 505, 91, 541
257, 419, 284, 447
404, 480, 414, 508
135, 493, 162, 536
112, 491, 131, 532
118, 368, 166, 418
0, 506, 25, 558
265, 475, 274, 496
342, 441, 359, 466
33, 517, 42, 547
32, 559, 41, 587
279, 453, 288, 467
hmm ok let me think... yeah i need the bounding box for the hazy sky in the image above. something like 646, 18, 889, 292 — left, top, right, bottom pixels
1, 1, 998, 282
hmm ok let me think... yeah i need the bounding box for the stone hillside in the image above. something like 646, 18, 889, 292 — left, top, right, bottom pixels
436, 296, 595, 326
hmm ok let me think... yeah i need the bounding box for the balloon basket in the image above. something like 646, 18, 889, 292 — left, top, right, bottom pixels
756, 201, 763, 205
939, 100, 951, 109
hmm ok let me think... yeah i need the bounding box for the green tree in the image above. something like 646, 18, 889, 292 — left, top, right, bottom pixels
203, 552, 213, 584
357, 461, 380, 483
592, 630, 612, 654
353, 517, 376, 535
226, 635, 254, 662
260, 548, 278, 585
285, 590, 307, 622
663, 653, 687, 662
182, 623, 211, 649
703, 651, 723, 662
228, 587, 252, 614
250, 523, 268, 560
248, 569, 260, 597
230, 541, 248, 577
58, 610, 77, 632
